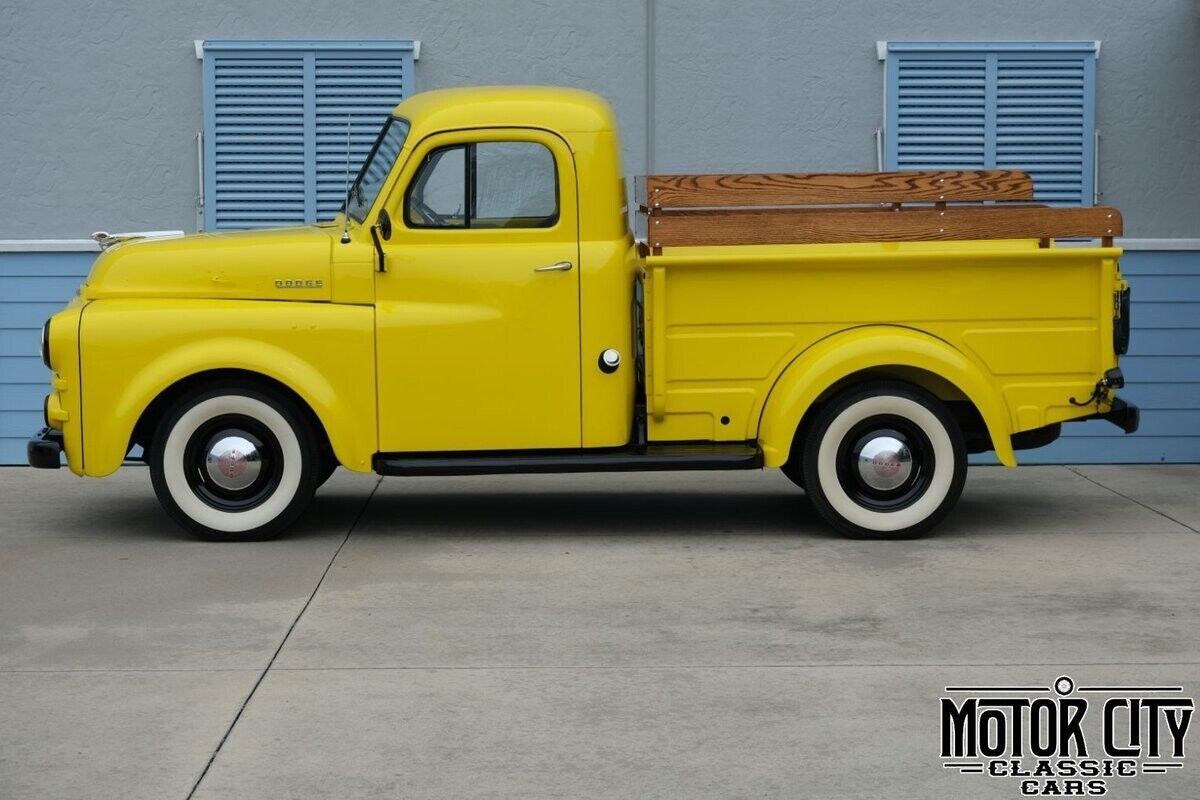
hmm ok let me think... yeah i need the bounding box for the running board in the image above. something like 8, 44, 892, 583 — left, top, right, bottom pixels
373, 442, 763, 477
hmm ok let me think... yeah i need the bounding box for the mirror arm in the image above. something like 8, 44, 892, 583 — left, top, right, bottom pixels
369, 223, 387, 273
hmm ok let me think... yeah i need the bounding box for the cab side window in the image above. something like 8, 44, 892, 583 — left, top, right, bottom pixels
406, 141, 558, 229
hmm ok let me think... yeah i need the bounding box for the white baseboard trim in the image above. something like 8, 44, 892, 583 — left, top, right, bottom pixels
0, 239, 100, 252
1113, 238, 1200, 251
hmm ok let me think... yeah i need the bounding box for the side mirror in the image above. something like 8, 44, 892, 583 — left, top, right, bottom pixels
369, 210, 391, 273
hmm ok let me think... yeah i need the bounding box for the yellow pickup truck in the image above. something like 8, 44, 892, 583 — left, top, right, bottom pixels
28, 86, 1137, 540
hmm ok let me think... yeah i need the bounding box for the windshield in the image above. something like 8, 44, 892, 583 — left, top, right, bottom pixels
344, 117, 411, 222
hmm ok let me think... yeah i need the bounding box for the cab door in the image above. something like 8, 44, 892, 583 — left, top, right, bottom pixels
375, 128, 581, 452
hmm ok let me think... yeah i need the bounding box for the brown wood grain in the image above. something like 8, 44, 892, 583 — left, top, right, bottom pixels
644, 205, 1123, 248
636, 171, 1036, 208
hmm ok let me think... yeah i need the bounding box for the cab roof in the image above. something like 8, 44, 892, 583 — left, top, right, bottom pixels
393, 86, 617, 137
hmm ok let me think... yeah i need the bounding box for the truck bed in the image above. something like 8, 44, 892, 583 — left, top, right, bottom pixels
634, 171, 1124, 455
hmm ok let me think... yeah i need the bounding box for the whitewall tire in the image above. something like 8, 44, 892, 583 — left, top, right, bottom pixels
801, 382, 966, 538
149, 385, 320, 541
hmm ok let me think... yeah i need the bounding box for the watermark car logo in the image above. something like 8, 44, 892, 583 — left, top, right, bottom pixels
940, 675, 1193, 796
274, 279, 324, 289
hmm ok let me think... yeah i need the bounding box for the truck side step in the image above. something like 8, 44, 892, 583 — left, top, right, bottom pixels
373, 442, 763, 477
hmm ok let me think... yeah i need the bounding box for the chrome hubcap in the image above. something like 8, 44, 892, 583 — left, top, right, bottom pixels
204, 434, 262, 491
855, 435, 913, 491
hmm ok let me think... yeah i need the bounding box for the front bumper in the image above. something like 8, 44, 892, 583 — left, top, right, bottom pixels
27, 427, 64, 469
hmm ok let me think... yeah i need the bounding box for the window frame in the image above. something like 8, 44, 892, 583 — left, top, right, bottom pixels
403, 140, 561, 231
346, 116, 411, 223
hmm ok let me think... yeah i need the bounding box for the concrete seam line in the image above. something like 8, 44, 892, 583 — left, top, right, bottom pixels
1066, 466, 1199, 535
184, 476, 382, 800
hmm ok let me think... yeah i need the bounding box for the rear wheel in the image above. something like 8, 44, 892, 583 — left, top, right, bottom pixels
801, 381, 966, 538
149, 385, 319, 541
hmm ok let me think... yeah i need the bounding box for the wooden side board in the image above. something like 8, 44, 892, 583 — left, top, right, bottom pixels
643, 205, 1123, 249
636, 170, 1036, 209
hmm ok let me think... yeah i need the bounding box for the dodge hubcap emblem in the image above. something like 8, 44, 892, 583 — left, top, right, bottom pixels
872, 452, 901, 479
218, 449, 246, 479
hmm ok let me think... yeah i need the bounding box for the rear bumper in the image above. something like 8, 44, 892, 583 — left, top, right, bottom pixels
27, 427, 64, 469
1088, 396, 1140, 434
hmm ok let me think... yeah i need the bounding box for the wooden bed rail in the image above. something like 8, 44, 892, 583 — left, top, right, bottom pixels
634, 170, 1122, 252
640, 205, 1123, 251
635, 170, 1036, 209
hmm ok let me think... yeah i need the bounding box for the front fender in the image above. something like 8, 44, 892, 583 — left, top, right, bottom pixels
79, 299, 376, 476
757, 326, 1016, 468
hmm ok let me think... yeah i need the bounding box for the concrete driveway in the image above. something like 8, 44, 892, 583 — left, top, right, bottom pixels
1, 465, 1197, 799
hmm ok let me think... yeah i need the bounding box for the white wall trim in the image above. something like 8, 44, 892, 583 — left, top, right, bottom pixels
0, 239, 99, 252
878, 40, 1100, 58
195, 39, 420, 60
1114, 238, 1200, 250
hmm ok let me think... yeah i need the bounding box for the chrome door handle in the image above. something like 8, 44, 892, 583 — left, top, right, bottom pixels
534, 261, 573, 273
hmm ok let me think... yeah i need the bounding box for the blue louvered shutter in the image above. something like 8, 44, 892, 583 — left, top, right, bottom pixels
202, 41, 416, 230
885, 42, 1097, 206
887, 55, 988, 171
994, 53, 1094, 205
313, 53, 410, 220
204, 51, 307, 229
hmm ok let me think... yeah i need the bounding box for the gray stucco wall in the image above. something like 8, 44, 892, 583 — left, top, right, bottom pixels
2, 0, 1197, 238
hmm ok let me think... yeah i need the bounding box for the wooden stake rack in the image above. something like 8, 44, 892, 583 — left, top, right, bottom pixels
634, 171, 1122, 255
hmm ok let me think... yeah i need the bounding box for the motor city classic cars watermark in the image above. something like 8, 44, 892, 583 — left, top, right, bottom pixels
940, 676, 1193, 796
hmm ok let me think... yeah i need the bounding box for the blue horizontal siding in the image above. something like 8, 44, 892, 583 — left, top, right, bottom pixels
1117, 355, 1200, 382
0, 251, 97, 276
0, 410, 43, 438
1, 356, 48, 386
0, 248, 1197, 464
1129, 275, 1200, 302
0, 251, 91, 464
1, 300, 79, 329
0, 381, 47, 412
1120, 250, 1200, 276
1, 329, 40, 356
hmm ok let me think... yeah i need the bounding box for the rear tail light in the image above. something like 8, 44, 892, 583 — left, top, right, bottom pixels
1113, 286, 1131, 355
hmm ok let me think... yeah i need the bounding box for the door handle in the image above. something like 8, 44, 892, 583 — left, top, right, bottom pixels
534, 261, 573, 273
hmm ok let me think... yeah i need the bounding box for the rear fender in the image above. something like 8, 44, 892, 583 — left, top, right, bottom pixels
757, 326, 1015, 468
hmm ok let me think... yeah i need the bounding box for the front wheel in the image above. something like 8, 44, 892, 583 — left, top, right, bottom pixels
801, 382, 966, 539
149, 385, 320, 541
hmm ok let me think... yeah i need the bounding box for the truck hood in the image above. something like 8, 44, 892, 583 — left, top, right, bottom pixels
83, 226, 334, 301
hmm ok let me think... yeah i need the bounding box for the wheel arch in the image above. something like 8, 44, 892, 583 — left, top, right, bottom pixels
757, 326, 1015, 469
131, 369, 334, 465
84, 337, 375, 476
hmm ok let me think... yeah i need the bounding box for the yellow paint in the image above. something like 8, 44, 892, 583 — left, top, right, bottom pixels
78, 300, 376, 476
372, 126, 584, 451
84, 226, 333, 302
39, 86, 1125, 480
361, 88, 638, 450
43, 298, 84, 474
645, 241, 1123, 466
